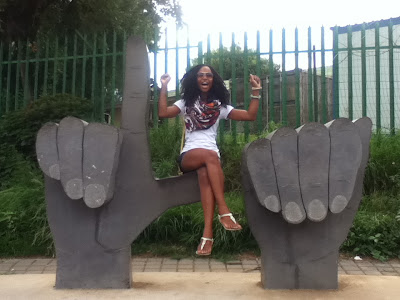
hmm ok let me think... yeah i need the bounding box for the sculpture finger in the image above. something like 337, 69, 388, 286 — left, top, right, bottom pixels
297, 123, 330, 222
57, 116, 86, 200
326, 118, 362, 213
83, 123, 122, 208
36, 122, 60, 180
268, 128, 306, 224
243, 139, 281, 212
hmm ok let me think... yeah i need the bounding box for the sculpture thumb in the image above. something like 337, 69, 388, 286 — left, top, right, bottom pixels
96, 36, 200, 250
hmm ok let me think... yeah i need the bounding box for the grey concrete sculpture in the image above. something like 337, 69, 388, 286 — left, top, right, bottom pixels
241, 117, 372, 290
35, 37, 200, 289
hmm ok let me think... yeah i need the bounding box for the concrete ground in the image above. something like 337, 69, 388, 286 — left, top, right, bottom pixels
1, 273, 400, 300
1, 256, 400, 300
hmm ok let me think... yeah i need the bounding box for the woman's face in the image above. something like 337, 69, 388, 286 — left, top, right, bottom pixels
196, 66, 214, 94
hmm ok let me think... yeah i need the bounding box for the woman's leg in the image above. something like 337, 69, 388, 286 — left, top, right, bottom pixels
196, 166, 215, 255
181, 148, 242, 230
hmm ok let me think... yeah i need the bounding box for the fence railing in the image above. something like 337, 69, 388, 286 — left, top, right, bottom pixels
1, 17, 399, 141
0, 31, 127, 123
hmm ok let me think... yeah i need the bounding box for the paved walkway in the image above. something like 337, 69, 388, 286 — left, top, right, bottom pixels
1, 256, 400, 276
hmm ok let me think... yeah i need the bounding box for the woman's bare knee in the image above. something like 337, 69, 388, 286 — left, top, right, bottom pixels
197, 167, 209, 185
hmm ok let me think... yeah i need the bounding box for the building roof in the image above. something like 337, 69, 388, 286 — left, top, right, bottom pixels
331, 16, 400, 33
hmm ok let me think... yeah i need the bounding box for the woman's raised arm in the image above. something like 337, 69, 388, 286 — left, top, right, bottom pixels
158, 74, 181, 118
228, 74, 261, 121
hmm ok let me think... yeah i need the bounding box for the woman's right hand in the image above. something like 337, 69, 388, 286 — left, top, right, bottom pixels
160, 74, 171, 86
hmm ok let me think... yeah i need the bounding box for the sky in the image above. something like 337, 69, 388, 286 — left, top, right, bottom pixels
152, 0, 398, 88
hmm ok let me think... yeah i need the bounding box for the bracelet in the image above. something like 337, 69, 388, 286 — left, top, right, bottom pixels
251, 86, 262, 91
250, 94, 261, 100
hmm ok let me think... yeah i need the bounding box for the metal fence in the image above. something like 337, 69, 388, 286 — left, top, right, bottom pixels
1, 18, 399, 140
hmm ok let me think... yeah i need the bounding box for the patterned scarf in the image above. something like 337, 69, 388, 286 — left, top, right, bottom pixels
184, 98, 221, 132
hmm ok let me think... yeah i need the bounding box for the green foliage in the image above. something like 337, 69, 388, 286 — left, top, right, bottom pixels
0, 0, 181, 43
133, 191, 259, 258
0, 93, 92, 160
192, 46, 281, 80
341, 193, 400, 260
150, 120, 183, 178
342, 213, 400, 261
0, 158, 52, 257
364, 132, 400, 195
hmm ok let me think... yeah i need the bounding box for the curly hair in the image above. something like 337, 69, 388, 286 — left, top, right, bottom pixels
180, 64, 230, 107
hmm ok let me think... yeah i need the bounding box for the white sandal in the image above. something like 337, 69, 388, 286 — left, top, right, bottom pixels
218, 213, 242, 231
195, 237, 214, 256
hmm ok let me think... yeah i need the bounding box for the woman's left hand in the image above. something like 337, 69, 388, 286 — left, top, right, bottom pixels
249, 74, 261, 89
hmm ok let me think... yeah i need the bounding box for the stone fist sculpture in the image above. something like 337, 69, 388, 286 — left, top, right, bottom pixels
35, 37, 200, 289
241, 117, 372, 289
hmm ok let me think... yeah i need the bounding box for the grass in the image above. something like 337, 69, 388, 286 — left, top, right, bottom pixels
132, 191, 259, 260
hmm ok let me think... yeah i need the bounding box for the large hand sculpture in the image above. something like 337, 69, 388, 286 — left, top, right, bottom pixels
242, 117, 372, 290
35, 37, 200, 289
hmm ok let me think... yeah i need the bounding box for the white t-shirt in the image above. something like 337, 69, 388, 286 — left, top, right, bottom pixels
174, 99, 234, 157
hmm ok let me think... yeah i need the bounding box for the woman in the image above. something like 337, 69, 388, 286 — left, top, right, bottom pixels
158, 64, 261, 255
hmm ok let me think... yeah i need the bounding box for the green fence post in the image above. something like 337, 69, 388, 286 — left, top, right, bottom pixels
313, 45, 318, 122
333, 26, 339, 118
164, 28, 168, 74
375, 22, 381, 130
62, 35, 68, 94
295, 28, 300, 127
0, 41, 3, 115
268, 29, 274, 124
347, 26, 353, 120
307, 27, 313, 122
388, 19, 395, 135
198, 41, 203, 65
122, 30, 127, 99
81, 33, 87, 99
111, 30, 117, 126
33, 40, 40, 101
218, 32, 225, 143
6, 42, 12, 112
176, 24, 180, 103
321, 26, 327, 123
231, 33, 237, 142
282, 28, 287, 126
206, 34, 211, 65
186, 26, 191, 71
244, 32, 249, 142
15, 40, 22, 110
23, 38, 30, 107
256, 30, 262, 133
153, 28, 159, 128
361, 23, 367, 117
91, 33, 97, 121
100, 32, 107, 122
52, 36, 59, 96
72, 33, 78, 96
43, 38, 49, 96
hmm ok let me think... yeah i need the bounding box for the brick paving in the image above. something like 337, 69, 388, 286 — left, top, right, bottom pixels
1, 257, 400, 276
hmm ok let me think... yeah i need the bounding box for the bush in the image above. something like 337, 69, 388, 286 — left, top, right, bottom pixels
341, 211, 400, 261
0, 159, 52, 257
0, 94, 92, 160
133, 191, 259, 259
149, 120, 183, 178
364, 132, 400, 195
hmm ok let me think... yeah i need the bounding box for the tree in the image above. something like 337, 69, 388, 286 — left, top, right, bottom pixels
0, 0, 181, 43
193, 46, 280, 80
